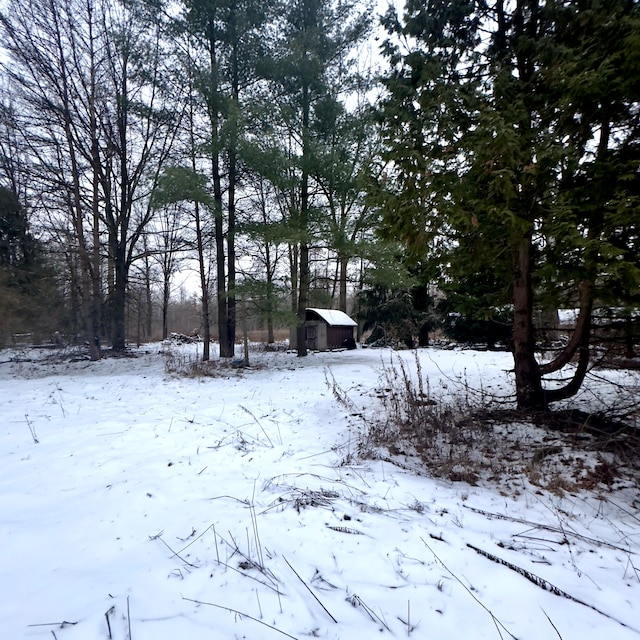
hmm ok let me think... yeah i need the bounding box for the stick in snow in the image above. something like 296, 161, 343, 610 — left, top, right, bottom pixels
127, 596, 132, 640
421, 538, 518, 640
467, 543, 640, 635
541, 607, 564, 640
283, 556, 338, 624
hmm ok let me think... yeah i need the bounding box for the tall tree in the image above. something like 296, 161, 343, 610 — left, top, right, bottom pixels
0, 185, 66, 344
377, 0, 640, 408
313, 99, 379, 313
177, 0, 277, 357
265, 0, 372, 356
100, 0, 181, 351
1, 0, 181, 354
1, 0, 105, 359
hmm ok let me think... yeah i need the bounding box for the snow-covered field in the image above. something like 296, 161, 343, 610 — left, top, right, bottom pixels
0, 342, 638, 640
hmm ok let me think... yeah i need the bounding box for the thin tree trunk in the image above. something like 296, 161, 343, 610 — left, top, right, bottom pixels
265, 246, 275, 344
206, 16, 230, 359
338, 254, 348, 312
289, 242, 299, 349
162, 271, 170, 340
111, 243, 128, 351
296, 80, 310, 357
194, 200, 211, 361
225, 8, 239, 359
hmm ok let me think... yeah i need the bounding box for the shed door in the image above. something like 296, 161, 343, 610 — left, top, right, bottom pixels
305, 324, 318, 350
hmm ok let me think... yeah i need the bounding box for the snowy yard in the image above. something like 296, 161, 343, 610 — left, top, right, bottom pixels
0, 343, 638, 639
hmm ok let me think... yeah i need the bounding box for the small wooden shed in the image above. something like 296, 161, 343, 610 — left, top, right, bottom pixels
304, 308, 357, 351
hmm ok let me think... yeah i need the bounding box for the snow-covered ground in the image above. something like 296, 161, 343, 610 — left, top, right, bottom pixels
0, 343, 638, 640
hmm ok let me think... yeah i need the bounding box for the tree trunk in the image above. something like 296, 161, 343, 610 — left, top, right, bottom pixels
511, 232, 544, 409
111, 242, 128, 352
289, 242, 299, 350
338, 254, 348, 312
297, 242, 309, 356
296, 77, 311, 357
162, 271, 170, 340
226, 141, 237, 358
194, 200, 211, 361
225, 9, 239, 359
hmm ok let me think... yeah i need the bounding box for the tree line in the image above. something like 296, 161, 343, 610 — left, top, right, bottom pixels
0, 0, 377, 361
1, 0, 638, 409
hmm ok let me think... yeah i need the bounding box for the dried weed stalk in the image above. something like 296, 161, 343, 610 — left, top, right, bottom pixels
334, 352, 640, 491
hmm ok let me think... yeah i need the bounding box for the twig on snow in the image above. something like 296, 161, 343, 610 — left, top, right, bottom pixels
25, 413, 38, 443
225, 529, 279, 587
463, 505, 634, 553
421, 538, 518, 640
240, 405, 274, 447
105, 605, 114, 639
624, 554, 640, 583
250, 483, 265, 568
182, 597, 299, 639
27, 622, 78, 629
467, 543, 640, 635
151, 533, 199, 568
189, 526, 281, 593
127, 595, 132, 640
326, 525, 363, 535
541, 607, 564, 639
174, 524, 214, 556
347, 593, 392, 632
283, 556, 337, 623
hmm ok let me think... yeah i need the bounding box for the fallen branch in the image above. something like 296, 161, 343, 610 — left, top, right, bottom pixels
182, 597, 298, 639
467, 543, 640, 635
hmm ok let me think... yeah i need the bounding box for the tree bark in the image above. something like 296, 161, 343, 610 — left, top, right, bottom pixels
511, 232, 544, 409
296, 80, 311, 357
194, 200, 211, 361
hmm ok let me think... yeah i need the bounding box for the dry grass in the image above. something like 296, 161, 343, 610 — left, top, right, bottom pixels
163, 351, 254, 377
330, 353, 640, 494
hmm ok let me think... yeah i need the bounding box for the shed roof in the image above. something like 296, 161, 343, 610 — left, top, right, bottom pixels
306, 308, 357, 327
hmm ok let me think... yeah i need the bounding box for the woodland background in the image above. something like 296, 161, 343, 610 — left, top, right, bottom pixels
1, 0, 639, 408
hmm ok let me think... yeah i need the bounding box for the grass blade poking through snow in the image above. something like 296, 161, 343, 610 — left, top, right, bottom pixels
421, 539, 518, 640
283, 556, 337, 624
182, 598, 299, 639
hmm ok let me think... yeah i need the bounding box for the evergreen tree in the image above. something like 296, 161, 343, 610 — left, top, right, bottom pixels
0, 186, 66, 343
176, 0, 278, 358
263, 0, 372, 356
377, 0, 640, 408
